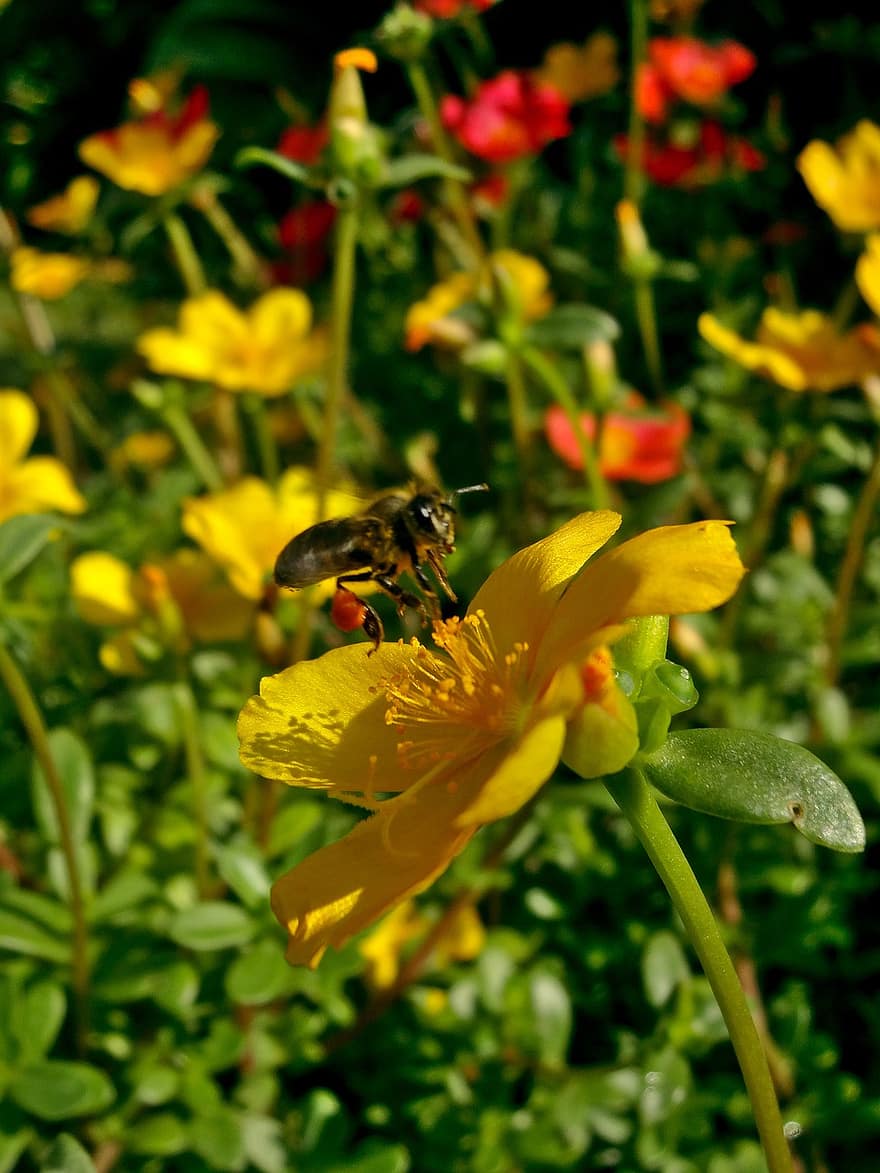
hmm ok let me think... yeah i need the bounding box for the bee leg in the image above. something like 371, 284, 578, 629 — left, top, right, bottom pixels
361, 604, 385, 655
413, 564, 443, 619
425, 549, 458, 602
373, 575, 428, 626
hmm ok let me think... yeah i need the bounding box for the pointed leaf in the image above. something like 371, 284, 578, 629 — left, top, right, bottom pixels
0, 515, 60, 585
30, 728, 95, 845
234, 147, 316, 187
0, 908, 70, 963
525, 304, 621, 350
641, 729, 865, 852
167, 903, 255, 951
381, 154, 471, 187
40, 1134, 97, 1173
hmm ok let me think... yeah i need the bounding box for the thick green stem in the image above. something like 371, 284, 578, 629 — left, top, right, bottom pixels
825, 430, 880, 685
605, 769, 794, 1173
0, 641, 90, 1055
521, 345, 610, 507
316, 202, 358, 501
624, 0, 649, 207
405, 62, 484, 264
163, 213, 207, 296
241, 393, 280, 485
162, 401, 225, 491
173, 679, 210, 898
634, 278, 665, 397
192, 189, 265, 288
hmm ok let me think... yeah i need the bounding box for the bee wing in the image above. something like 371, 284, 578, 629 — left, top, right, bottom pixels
274, 517, 387, 589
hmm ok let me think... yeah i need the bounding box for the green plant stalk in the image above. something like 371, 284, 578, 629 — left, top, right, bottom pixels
160, 400, 225, 491
504, 351, 534, 487
634, 278, 665, 397
316, 202, 358, 501
193, 189, 265, 288
521, 345, 610, 508
624, 0, 649, 206
172, 679, 210, 898
605, 769, 794, 1173
241, 393, 280, 485
825, 429, 880, 685
405, 61, 485, 263
0, 640, 90, 1054
163, 212, 207, 296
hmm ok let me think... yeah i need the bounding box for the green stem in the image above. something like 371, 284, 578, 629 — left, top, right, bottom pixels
192, 189, 265, 289
0, 641, 90, 1055
172, 679, 210, 898
504, 351, 533, 481
624, 0, 649, 207
316, 201, 358, 502
241, 393, 280, 485
521, 345, 610, 507
634, 278, 665, 397
405, 62, 485, 264
163, 213, 207, 296
605, 769, 794, 1173
825, 429, 880, 686
131, 382, 224, 491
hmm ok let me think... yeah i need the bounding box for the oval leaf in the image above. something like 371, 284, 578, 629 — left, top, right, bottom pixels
167, 903, 255, 951
234, 146, 316, 187
0, 908, 70, 963
40, 1134, 97, 1173
525, 304, 621, 350
641, 729, 865, 852
12, 1060, 115, 1121
0, 515, 60, 585
382, 154, 471, 187
30, 728, 95, 845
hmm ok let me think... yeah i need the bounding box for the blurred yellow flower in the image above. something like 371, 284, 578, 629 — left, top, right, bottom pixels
137, 289, 327, 397
698, 308, 880, 392
359, 900, 485, 990
182, 468, 362, 601
10, 247, 90, 300
856, 233, 880, 317
110, 431, 176, 473
534, 32, 619, 103
238, 511, 744, 967
797, 121, 880, 233
0, 389, 86, 523
405, 250, 553, 351
26, 176, 100, 235
79, 87, 219, 197
71, 548, 254, 674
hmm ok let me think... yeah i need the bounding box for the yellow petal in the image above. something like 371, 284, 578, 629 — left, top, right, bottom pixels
238, 642, 419, 797
0, 390, 38, 466
468, 510, 621, 654
71, 552, 140, 625
453, 714, 567, 828
538, 521, 745, 682
698, 313, 807, 391
180, 291, 248, 350
6, 458, 86, 519
271, 780, 477, 967
182, 478, 278, 600
136, 327, 217, 381
249, 288, 312, 345
857, 234, 880, 317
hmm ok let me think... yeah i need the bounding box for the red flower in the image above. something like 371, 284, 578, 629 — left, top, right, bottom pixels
638, 37, 756, 124
276, 200, 336, 284
389, 189, 426, 224
441, 70, 571, 163
545, 395, 690, 483
277, 123, 329, 166
615, 120, 765, 187
415, 0, 495, 16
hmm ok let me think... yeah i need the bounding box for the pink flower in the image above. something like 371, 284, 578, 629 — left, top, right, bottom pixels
441, 70, 571, 163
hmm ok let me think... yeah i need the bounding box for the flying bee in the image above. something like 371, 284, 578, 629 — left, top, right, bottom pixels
274, 483, 488, 652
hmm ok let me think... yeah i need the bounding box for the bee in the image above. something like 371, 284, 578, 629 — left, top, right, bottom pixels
274, 484, 488, 651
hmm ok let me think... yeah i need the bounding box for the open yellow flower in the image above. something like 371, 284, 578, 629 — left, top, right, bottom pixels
534, 32, 620, 104
0, 390, 86, 523
797, 120, 880, 233
71, 548, 254, 674
79, 87, 219, 197
856, 233, 880, 317
698, 308, 880, 392
10, 247, 90, 300
26, 176, 100, 235
238, 511, 745, 967
137, 289, 327, 397
182, 467, 362, 601
405, 250, 552, 351
359, 900, 485, 990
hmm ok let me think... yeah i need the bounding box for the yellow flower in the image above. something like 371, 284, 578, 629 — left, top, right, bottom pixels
359, 900, 485, 990
71, 548, 254, 674
856, 233, 880, 317
405, 250, 553, 351
137, 289, 327, 397
238, 511, 745, 967
10, 247, 90, 300
534, 32, 620, 104
182, 468, 362, 601
698, 308, 880, 392
26, 176, 100, 235
0, 390, 86, 523
79, 87, 219, 197
797, 121, 880, 233
110, 430, 176, 472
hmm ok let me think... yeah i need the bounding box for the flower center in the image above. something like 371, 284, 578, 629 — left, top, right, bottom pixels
383, 610, 530, 771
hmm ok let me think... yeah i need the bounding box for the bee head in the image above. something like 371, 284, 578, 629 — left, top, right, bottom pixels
407, 491, 456, 550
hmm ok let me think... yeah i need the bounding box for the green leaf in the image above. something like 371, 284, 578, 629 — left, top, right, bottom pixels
234, 146, 315, 186
529, 971, 572, 1065
127, 1113, 188, 1156
30, 728, 95, 845
12, 1060, 115, 1121
0, 515, 60, 585
191, 1109, 247, 1171
15, 981, 67, 1063
381, 154, 471, 187
226, 941, 293, 1005
525, 304, 621, 350
641, 730, 866, 852
0, 1117, 31, 1173
0, 908, 70, 963
39, 1134, 96, 1173
167, 902, 255, 951
89, 870, 158, 923
214, 842, 270, 909
642, 931, 690, 1009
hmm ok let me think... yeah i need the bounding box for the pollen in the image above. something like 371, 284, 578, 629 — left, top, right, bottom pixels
382, 611, 530, 770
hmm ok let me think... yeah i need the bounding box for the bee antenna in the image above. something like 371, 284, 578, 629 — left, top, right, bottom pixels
451, 482, 489, 499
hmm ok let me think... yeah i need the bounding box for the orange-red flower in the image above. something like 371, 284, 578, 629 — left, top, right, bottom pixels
615, 120, 764, 187
276, 201, 337, 284
414, 0, 495, 17
79, 87, 219, 196
441, 70, 571, 164
545, 395, 690, 483
277, 123, 329, 166
637, 37, 756, 124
